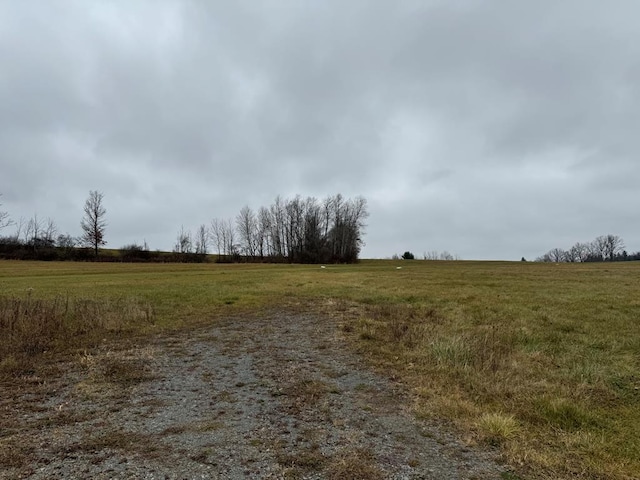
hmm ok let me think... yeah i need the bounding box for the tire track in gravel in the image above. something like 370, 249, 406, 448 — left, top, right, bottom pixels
2, 313, 506, 479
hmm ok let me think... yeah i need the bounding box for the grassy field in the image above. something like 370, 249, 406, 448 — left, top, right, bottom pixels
1, 259, 639, 479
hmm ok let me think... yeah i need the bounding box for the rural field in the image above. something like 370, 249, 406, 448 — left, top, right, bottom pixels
1, 259, 639, 479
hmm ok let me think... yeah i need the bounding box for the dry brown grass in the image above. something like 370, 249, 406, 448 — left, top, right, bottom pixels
277, 444, 327, 476
65, 430, 166, 459
0, 294, 153, 379
327, 447, 385, 480
75, 347, 156, 399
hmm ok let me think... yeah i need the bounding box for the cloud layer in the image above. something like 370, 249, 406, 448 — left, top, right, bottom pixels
1, 1, 639, 259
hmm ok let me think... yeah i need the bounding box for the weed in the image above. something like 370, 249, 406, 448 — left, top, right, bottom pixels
326, 447, 384, 480
276, 446, 326, 471
476, 412, 521, 446
75, 347, 155, 399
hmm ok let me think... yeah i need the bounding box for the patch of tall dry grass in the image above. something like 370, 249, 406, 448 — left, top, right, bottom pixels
0, 294, 153, 377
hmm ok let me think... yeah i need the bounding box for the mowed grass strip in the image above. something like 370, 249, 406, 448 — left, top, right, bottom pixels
1, 259, 639, 479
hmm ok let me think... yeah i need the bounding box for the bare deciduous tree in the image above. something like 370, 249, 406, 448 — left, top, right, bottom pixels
222, 219, 236, 257
56, 234, 76, 249
209, 218, 223, 257
537, 248, 566, 262
0, 194, 11, 231
548, 248, 566, 263
602, 234, 625, 261
209, 219, 236, 258
195, 224, 208, 255
173, 226, 193, 254
23, 215, 56, 249
24, 214, 43, 247
439, 251, 455, 261
567, 242, 590, 262
236, 206, 257, 257
81, 190, 107, 256
422, 250, 460, 261
591, 236, 609, 261
257, 206, 271, 258
42, 217, 57, 247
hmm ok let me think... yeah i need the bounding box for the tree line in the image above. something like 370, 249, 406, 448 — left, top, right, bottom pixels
535, 234, 640, 262
0, 192, 369, 264
391, 250, 461, 261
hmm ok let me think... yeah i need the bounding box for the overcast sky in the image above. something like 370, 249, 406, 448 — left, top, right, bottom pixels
1, 1, 638, 260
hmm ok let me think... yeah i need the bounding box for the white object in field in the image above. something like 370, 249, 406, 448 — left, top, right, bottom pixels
320, 265, 326, 269
396, 266, 402, 269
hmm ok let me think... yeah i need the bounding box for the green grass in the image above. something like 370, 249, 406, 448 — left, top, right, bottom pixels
1, 259, 639, 479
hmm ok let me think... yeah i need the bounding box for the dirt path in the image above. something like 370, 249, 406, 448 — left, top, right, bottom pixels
2, 313, 505, 479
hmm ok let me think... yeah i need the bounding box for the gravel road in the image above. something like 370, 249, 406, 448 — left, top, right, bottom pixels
1, 312, 506, 479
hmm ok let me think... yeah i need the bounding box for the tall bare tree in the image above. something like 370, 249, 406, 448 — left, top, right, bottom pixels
547, 248, 567, 262
81, 190, 107, 256
24, 215, 56, 249
591, 236, 609, 261
209, 218, 223, 257
173, 225, 193, 254
195, 224, 208, 255
222, 218, 236, 257
567, 242, 590, 262
236, 206, 257, 257
24, 214, 43, 248
43, 218, 57, 246
257, 206, 271, 258
209, 217, 236, 258
602, 234, 625, 261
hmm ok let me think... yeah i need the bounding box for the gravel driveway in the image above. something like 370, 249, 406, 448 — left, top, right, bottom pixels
1, 312, 506, 479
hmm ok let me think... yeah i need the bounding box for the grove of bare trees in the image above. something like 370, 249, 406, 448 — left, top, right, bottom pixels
209, 194, 369, 263
536, 234, 639, 262
155, 194, 370, 264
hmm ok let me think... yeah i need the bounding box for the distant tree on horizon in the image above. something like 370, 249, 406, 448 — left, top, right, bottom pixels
195, 224, 208, 255
81, 190, 107, 256
0, 194, 12, 231
173, 225, 193, 254
423, 250, 460, 261
537, 234, 634, 263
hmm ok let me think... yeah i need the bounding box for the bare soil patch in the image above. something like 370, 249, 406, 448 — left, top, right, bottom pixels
1, 312, 506, 479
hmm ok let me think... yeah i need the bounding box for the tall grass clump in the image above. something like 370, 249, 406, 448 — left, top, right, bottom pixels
0, 293, 153, 377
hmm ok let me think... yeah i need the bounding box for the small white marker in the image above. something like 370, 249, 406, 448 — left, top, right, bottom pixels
320, 265, 326, 269
396, 266, 402, 269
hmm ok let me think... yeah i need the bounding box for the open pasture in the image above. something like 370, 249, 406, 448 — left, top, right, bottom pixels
1, 259, 639, 479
